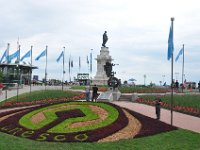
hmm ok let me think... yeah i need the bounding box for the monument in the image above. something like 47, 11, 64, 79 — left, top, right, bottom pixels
92, 31, 121, 102
92, 31, 113, 85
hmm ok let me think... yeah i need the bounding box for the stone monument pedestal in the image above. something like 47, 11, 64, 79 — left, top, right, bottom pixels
97, 87, 121, 102
92, 47, 112, 85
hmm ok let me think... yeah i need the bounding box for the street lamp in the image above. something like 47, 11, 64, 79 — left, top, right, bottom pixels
16, 65, 20, 102
162, 75, 165, 84
144, 74, 146, 86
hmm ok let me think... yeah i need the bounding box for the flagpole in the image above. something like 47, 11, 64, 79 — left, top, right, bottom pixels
6, 43, 10, 64
62, 47, 65, 91
87, 55, 89, 73
17, 44, 20, 63
5, 43, 10, 101
71, 57, 73, 82
16, 45, 21, 102
181, 44, 185, 93
78, 56, 81, 73
69, 56, 71, 82
30, 46, 33, 94
90, 49, 93, 74
170, 17, 174, 126
45, 46, 48, 90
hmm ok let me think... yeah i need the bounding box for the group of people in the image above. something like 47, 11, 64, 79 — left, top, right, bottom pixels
85, 84, 99, 102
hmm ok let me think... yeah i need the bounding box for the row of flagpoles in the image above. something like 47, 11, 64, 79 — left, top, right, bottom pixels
0, 43, 94, 95
168, 18, 185, 126
0, 44, 93, 80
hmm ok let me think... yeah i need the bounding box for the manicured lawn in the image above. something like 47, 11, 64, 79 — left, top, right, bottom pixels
0, 129, 199, 150
119, 86, 171, 93
137, 95, 200, 117
140, 95, 200, 110
70, 85, 108, 92
0, 90, 85, 108
2, 90, 79, 103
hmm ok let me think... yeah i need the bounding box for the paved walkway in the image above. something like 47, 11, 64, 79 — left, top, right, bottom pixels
112, 101, 200, 133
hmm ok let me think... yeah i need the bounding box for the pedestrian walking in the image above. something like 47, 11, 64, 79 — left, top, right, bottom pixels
155, 96, 162, 120
92, 84, 98, 102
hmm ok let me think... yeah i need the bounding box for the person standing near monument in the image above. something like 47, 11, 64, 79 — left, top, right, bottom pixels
102, 31, 108, 47
92, 84, 98, 102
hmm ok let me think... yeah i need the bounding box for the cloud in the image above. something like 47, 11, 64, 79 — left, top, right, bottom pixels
0, 0, 200, 85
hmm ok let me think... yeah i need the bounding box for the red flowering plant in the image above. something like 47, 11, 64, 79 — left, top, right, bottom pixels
136, 95, 200, 117
0, 90, 85, 108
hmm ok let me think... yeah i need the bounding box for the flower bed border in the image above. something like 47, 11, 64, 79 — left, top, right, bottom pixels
0, 101, 177, 142
136, 98, 200, 117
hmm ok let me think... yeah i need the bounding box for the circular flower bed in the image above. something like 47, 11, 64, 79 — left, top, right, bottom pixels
0, 102, 177, 142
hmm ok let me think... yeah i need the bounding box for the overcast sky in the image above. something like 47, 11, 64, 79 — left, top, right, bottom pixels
0, 0, 200, 85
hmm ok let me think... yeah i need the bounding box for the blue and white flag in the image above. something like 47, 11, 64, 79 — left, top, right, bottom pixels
0, 49, 7, 63
175, 48, 183, 62
20, 50, 31, 62
168, 25, 174, 60
35, 50, 46, 61
7, 49, 19, 62
56, 51, 64, 62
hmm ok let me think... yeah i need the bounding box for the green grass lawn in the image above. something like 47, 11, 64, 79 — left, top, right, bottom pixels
0, 129, 199, 150
0, 90, 81, 107
140, 95, 200, 110
119, 86, 170, 93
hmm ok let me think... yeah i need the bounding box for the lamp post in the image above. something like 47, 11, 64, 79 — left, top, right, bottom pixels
16, 65, 20, 102
162, 75, 165, 85
90, 49, 93, 74
62, 46, 65, 91
144, 74, 146, 86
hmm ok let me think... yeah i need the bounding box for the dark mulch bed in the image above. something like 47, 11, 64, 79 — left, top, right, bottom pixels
125, 108, 177, 138
0, 102, 177, 142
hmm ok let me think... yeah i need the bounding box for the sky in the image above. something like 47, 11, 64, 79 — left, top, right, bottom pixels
0, 0, 200, 85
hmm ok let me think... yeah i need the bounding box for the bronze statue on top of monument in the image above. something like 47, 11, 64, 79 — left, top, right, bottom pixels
102, 31, 108, 47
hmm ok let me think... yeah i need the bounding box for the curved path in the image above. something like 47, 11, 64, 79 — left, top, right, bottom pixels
112, 101, 200, 133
